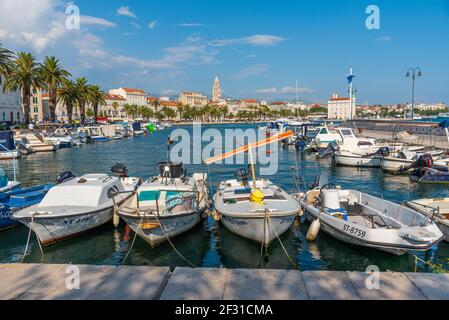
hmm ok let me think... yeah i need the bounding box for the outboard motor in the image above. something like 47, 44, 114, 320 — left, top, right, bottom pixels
111, 163, 128, 177
235, 168, 250, 186
158, 162, 184, 179
56, 171, 76, 184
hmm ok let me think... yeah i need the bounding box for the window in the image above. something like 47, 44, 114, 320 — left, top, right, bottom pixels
32, 97, 38, 104
319, 128, 328, 134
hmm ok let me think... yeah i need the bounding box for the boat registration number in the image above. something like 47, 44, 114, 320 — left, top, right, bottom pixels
342, 224, 366, 238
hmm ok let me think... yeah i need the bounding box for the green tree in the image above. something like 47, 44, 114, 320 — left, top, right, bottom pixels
112, 101, 119, 117
176, 102, 184, 121
0, 43, 13, 77
75, 77, 90, 124
87, 85, 106, 123
39, 56, 71, 122
2, 52, 43, 124
161, 106, 176, 120
58, 80, 78, 124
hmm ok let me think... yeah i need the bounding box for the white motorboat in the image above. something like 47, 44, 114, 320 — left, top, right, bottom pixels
208, 130, 299, 247
77, 127, 111, 142
407, 198, 449, 242
299, 184, 444, 255
213, 172, 300, 246
117, 162, 210, 247
14, 165, 141, 246
15, 134, 58, 152
381, 149, 445, 173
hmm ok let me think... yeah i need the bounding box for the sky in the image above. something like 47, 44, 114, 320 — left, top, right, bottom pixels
0, 0, 448, 105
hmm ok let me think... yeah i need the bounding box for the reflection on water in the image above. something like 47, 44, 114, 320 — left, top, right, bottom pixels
0, 124, 448, 272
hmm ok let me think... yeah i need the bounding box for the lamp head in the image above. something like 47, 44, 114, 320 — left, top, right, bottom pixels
405, 71, 410, 77
417, 70, 422, 77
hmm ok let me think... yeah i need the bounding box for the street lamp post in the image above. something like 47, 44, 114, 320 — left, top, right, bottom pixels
405, 67, 422, 119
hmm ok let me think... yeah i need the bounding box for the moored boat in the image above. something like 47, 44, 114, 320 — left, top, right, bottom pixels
213, 170, 300, 245
407, 198, 449, 242
299, 184, 444, 255
13, 165, 141, 246
117, 162, 210, 247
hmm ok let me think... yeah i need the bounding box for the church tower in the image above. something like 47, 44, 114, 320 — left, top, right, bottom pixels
212, 76, 222, 102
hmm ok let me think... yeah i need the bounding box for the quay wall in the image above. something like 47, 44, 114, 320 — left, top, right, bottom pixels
0, 263, 448, 300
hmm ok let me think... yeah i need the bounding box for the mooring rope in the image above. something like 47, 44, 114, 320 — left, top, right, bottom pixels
20, 213, 44, 262
121, 215, 144, 265
154, 214, 197, 268
267, 215, 298, 269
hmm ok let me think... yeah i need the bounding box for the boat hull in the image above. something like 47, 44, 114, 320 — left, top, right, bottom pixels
301, 201, 443, 256
381, 157, 413, 173
15, 207, 113, 246
121, 211, 202, 247
219, 213, 296, 245
0, 150, 21, 160
334, 153, 381, 168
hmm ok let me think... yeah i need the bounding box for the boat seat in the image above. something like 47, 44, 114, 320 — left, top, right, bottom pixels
306, 190, 321, 205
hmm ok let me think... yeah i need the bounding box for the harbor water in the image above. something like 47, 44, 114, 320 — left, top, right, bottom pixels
1, 124, 448, 272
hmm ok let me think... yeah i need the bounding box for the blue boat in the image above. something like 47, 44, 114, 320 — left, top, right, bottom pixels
0, 183, 53, 230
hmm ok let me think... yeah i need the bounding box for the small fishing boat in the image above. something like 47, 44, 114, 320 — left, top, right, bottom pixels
117, 162, 210, 247
299, 183, 444, 255
333, 147, 389, 168
407, 198, 449, 242
0, 131, 22, 160
129, 122, 145, 136
410, 167, 449, 184
16, 134, 58, 152
381, 149, 445, 173
77, 127, 110, 142
213, 172, 300, 245
14, 165, 141, 246
208, 130, 299, 246
0, 184, 53, 230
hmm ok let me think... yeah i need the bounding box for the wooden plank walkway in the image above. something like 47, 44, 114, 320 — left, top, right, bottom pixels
0, 264, 448, 300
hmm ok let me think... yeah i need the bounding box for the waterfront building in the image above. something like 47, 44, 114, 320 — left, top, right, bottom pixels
327, 93, 356, 120
179, 92, 208, 107
212, 76, 222, 102
30, 88, 50, 122
109, 88, 147, 106
102, 94, 127, 118
0, 76, 23, 123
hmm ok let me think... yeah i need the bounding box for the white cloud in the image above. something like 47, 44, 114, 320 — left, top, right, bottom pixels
256, 87, 277, 93
376, 36, 392, 41
255, 86, 315, 95
161, 89, 178, 95
130, 21, 140, 30
79, 48, 108, 58
80, 16, 117, 28
0, 0, 106, 54
177, 23, 204, 27
211, 35, 286, 47
117, 6, 137, 19
148, 21, 159, 30
230, 64, 269, 80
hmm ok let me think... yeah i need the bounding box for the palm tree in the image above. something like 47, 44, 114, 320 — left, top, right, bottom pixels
152, 99, 161, 112
39, 56, 71, 123
176, 102, 184, 121
0, 43, 13, 77
87, 85, 106, 124
58, 80, 78, 124
2, 52, 43, 125
112, 101, 119, 117
75, 77, 89, 124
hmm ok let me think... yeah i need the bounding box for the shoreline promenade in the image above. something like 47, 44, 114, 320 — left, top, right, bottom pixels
1, 263, 448, 300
